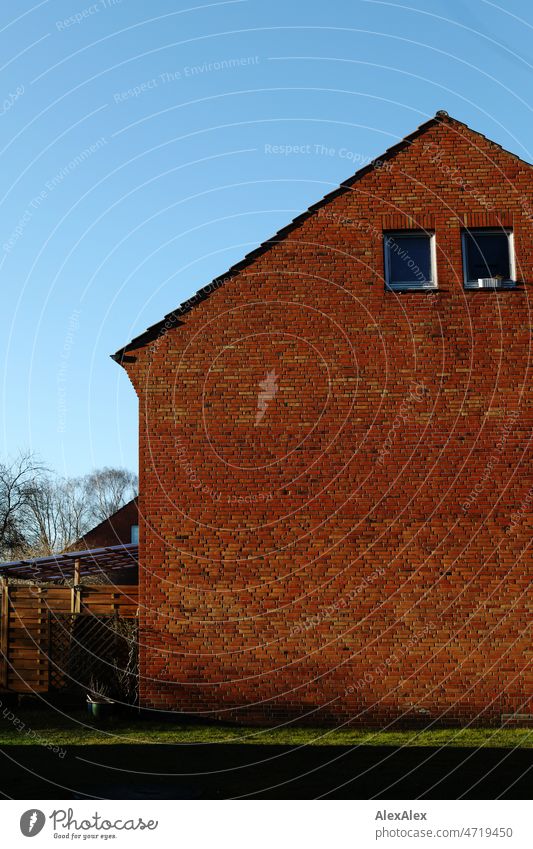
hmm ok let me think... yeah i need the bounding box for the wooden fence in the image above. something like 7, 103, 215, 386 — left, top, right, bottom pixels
0, 577, 138, 694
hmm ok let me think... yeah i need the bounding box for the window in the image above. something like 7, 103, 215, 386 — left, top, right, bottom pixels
462, 228, 515, 288
130, 524, 139, 544
384, 231, 437, 291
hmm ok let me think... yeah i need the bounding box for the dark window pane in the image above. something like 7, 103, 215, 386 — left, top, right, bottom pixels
386, 235, 431, 285
464, 232, 510, 281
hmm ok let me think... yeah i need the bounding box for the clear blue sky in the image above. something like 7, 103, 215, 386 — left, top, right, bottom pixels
1, 0, 532, 477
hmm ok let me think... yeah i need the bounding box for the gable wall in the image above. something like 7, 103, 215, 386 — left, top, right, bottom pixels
71, 499, 139, 550
123, 117, 532, 724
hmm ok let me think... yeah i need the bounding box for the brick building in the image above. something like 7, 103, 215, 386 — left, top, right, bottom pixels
113, 112, 532, 725
70, 498, 139, 550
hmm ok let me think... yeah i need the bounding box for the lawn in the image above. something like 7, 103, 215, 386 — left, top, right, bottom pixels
0, 709, 531, 748
1, 709, 531, 798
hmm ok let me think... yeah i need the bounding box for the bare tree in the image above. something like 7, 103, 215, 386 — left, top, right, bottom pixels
84, 467, 138, 523
0, 452, 47, 559
24, 477, 61, 556
24, 476, 90, 556
0, 457, 138, 559
60, 476, 91, 545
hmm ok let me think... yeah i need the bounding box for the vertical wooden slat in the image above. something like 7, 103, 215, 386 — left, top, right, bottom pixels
47, 608, 52, 693
0, 577, 10, 688
71, 559, 81, 614
36, 586, 48, 692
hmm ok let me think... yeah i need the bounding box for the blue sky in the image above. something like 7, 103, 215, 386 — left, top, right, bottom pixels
1, 0, 532, 477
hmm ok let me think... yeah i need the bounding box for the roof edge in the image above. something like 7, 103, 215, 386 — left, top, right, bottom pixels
111, 110, 531, 363
0, 542, 138, 571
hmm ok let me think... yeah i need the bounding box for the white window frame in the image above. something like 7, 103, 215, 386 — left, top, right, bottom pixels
462, 228, 516, 289
384, 231, 437, 291
130, 524, 139, 544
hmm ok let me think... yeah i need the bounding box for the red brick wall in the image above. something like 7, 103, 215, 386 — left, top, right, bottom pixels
122, 115, 532, 725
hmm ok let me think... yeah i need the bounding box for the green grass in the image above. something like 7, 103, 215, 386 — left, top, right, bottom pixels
0, 710, 531, 748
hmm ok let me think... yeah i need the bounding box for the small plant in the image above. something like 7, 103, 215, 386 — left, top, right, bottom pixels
87, 676, 113, 703
86, 676, 115, 720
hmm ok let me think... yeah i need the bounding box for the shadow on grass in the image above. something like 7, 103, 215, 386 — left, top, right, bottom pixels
1, 743, 531, 799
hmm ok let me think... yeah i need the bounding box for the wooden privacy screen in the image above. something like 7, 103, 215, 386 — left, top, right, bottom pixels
0, 579, 138, 693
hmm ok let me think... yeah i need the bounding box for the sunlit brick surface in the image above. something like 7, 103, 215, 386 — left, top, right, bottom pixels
119, 115, 532, 725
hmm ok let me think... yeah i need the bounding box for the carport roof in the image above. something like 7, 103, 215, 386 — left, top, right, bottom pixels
0, 543, 138, 582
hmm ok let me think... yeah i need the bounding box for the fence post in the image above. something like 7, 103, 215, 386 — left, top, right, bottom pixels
0, 577, 10, 688
71, 559, 81, 614
47, 610, 52, 692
